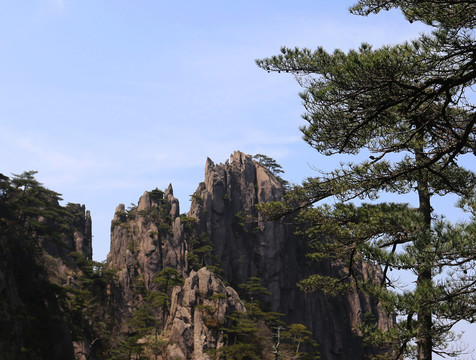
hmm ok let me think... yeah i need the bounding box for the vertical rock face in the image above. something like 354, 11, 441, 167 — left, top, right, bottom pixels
188, 151, 393, 359
166, 268, 246, 360
107, 186, 187, 329
69, 204, 93, 259
189, 152, 288, 308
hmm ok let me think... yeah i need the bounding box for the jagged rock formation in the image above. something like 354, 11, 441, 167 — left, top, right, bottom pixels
0, 152, 397, 360
107, 185, 187, 329
0, 152, 394, 359
188, 151, 392, 359
166, 268, 246, 359
105, 151, 393, 359
189, 152, 290, 309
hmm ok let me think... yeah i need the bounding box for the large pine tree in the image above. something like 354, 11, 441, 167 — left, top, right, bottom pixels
256, 1, 476, 359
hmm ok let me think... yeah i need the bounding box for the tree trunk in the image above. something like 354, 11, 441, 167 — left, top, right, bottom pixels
415, 144, 433, 360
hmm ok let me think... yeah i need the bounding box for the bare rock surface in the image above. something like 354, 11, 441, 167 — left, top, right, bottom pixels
107, 187, 187, 329
166, 267, 245, 360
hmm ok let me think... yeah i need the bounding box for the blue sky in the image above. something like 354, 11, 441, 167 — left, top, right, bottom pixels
0, 0, 430, 260
1, 1, 475, 357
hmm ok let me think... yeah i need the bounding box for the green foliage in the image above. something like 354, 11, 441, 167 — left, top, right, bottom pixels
209, 342, 263, 360
219, 311, 264, 358
203, 277, 297, 360
0, 172, 117, 359
280, 323, 320, 359
153, 267, 184, 329
128, 239, 138, 252
186, 232, 223, 274
148, 187, 164, 202
233, 210, 262, 238
125, 203, 137, 220
234, 210, 249, 233
64, 253, 118, 358
153, 267, 184, 292
137, 190, 173, 236
257, 1, 476, 359
213, 308, 319, 360
0, 172, 71, 359
350, 0, 476, 29
252, 154, 284, 175
117, 268, 183, 360
179, 214, 196, 233
127, 301, 158, 336
238, 277, 271, 301
252, 154, 289, 188
190, 192, 203, 203
236, 277, 284, 329
209, 292, 227, 301
143, 331, 169, 360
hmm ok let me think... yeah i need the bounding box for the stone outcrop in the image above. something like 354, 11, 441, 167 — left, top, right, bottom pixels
106, 151, 393, 359
166, 268, 246, 360
107, 185, 187, 329
188, 151, 393, 359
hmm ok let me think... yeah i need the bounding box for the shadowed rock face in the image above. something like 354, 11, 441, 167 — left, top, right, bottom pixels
188, 151, 393, 359
39, 203, 92, 263
0, 201, 93, 360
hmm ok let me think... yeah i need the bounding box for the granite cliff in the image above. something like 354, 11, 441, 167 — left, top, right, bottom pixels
106, 151, 393, 359
187, 151, 392, 358
107, 185, 187, 331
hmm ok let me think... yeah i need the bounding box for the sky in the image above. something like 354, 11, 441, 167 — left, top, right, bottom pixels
0, 1, 474, 357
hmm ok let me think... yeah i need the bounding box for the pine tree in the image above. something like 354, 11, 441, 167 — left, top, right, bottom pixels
252, 154, 289, 188
0, 172, 102, 359
152, 267, 184, 330
256, 1, 476, 359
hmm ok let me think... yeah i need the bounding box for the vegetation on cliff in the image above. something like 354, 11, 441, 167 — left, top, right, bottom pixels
0, 172, 118, 360
0, 171, 75, 359
1, 151, 389, 360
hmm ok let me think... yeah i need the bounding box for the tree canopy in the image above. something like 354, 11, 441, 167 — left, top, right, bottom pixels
256, 1, 476, 359
0, 172, 118, 359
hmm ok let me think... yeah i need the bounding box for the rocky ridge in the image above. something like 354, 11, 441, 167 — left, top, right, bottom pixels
0, 153, 392, 359
106, 151, 393, 359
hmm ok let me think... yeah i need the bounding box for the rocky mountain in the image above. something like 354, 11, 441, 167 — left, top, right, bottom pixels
106, 151, 393, 359
186, 151, 392, 359
0, 153, 392, 359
